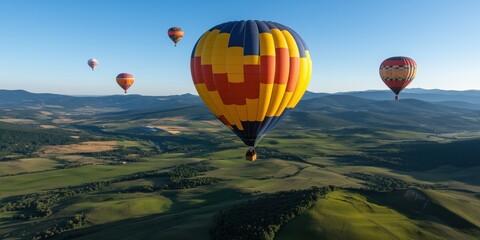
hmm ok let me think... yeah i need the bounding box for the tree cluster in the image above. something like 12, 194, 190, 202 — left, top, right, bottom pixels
31, 213, 87, 240
80, 146, 161, 163
210, 186, 335, 240
1, 181, 110, 220
0, 125, 83, 160
0, 165, 222, 221
344, 172, 439, 191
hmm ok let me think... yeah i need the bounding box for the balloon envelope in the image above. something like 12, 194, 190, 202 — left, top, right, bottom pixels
379, 56, 417, 99
190, 20, 312, 150
88, 58, 99, 71
116, 73, 135, 93
168, 27, 184, 46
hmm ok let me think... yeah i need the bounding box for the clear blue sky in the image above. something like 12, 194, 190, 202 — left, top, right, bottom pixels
1, 0, 479, 95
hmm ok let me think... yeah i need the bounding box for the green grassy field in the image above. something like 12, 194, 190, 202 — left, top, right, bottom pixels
1, 110, 480, 240
0, 158, 60, 176
276, 191, 449, 240
62, 193, 173, 224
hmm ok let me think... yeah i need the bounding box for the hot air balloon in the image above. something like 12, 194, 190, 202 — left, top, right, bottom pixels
116, 73, 135, 94
379, 56, 417, 100
88, 58, 99, 71
168, 27, 184, 46
190, 20, 312, 161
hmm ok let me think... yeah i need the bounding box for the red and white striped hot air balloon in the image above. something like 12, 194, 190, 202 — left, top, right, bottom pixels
87, 58, 99, 71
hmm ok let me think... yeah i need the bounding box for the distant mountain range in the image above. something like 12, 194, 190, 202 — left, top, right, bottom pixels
0, 89, 202, 111
1, 88, 479, 133
337, 88, 480, 110
2, 88, 480, 110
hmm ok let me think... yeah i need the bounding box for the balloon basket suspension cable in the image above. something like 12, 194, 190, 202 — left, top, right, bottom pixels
245, 147, 257, 161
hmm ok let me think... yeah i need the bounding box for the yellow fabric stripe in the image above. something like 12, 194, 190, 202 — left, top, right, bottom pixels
119, 79, 135, 84
199, 30, 243, 130
194, 32, 210, 58
274, 91, 294, 117
244, 55, 260, 65
282, 30, 299, 58
256, 33, 275, 121
227, 47, 244, 83
306, 50, 312, 91
235, 104, 248, 122
195, 83, 221, 117
225, 104, 244, 129
271, 29, 300, 117
265, 30, 288, 118
227, 47, 249, 124
259, 33, 275, 56
266, 84, 287, 117
201, 30, 220, 65
256, 83, 273, 121
243, 56, 259, 122
228, 74, 243, 83
246, 98, 259, 122
271, 29, 288, 49
212, 33, 229, 74
209, 90, 243, 130
118, 78, 134, 81
288, 51, 312, 108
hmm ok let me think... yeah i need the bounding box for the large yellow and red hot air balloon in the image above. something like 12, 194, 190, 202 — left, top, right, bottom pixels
190, 20, 312, 161
379, 56, 417, 100
87, 58, 99, 71
168, 27, 184, 47
116, 73, 135, 94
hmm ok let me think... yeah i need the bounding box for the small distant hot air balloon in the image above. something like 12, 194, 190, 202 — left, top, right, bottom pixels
379, 56, 417, 100
168, 27, 184, 47
191, 20, 312, 161
88, 58, 99, 71
116, 73, 135, 94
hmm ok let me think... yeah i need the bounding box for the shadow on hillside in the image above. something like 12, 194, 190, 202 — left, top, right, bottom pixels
331, 138, 480, 171
357, 189, 480, 231
56, 187, 251, 240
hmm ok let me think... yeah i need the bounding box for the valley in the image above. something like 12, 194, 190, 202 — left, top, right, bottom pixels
0, 90, 479, 239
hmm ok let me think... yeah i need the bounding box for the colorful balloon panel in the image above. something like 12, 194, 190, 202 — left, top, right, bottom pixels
116, 73, 135, 93
379, 56, 417, 95
168, 27, 184, 46
88, 58, 99, 71
190, 20, 312, 146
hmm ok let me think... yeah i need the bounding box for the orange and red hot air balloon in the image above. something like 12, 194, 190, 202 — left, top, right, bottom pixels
379, 56, 417, 100
168, 27, 184, 46
87, 58, 99, 71
190, 20, 312, 161
116, 73, 135, 94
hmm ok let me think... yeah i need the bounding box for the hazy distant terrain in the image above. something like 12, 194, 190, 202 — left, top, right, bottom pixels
0, 89, 479, 240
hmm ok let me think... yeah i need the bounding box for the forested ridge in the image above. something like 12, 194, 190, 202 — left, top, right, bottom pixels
210, 186, 335, 240
0, 123, 83, 160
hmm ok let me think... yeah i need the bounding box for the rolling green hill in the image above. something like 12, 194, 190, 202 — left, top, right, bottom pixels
1, 89, 480, 239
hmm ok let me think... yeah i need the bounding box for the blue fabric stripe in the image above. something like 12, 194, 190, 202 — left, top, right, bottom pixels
210, 22, 230, 32
219, 21, 237, 34
264, 21, 280, 30
255, 20, 271, 33
243, 20, 260, 55
228, 21, 246, 47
